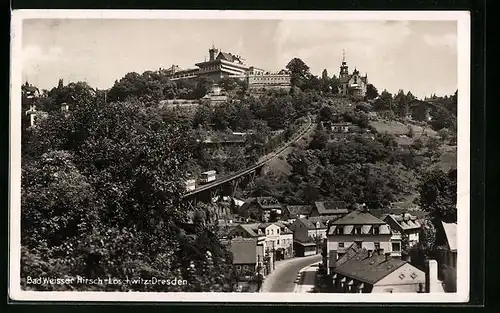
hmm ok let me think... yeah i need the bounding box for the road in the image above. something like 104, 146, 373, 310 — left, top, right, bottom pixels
293, 262, 320, 293
260, 254, 322, 293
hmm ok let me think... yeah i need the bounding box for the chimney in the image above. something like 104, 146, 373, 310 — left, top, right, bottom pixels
425, 259, 439, 293
385, 252, 391, 262
377, 248, 384, 255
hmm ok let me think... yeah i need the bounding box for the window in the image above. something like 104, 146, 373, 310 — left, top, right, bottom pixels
355, 227, 361, 235
277, 229, 280, 234
337, 227, 344, 235
338, 242, 345, 248
266, 230, 269, 235
399, 273, 405, 280
277, 240, 280, 245
374, 242, 380, 250
392, 242, 401, 252
373, 226, 380, 235
271, 229, 274, 235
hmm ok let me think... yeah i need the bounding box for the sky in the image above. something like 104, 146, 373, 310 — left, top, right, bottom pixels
21, 18, 458, 98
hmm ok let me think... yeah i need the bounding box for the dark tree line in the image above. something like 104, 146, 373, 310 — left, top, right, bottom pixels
21, 82, 235, 292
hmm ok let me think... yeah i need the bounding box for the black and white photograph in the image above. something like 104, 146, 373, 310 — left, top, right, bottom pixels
9, 10, 470, 302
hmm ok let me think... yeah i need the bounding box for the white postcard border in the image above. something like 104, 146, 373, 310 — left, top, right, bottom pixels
9, 9, 471, 303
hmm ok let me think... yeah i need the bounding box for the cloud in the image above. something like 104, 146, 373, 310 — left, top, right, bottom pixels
422, 33, 457, 48
22, 45, 64, 64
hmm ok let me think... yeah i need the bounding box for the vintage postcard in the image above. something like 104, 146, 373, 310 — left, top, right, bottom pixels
10, 10, 470, 302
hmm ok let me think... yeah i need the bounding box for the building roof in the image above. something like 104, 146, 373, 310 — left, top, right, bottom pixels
331, 210, 386, 225
231, 238, 257, 264
238, 223, 262, 237
297, 216, 340, 230
314, 201, 348, 215
371, 208, 428, 221
441, 221, 457, 251
334, 248, 407, 284
256, 197, 282, 209
285, 205, 313, 218
217, 52, 245, 64
384, 214, 421, 231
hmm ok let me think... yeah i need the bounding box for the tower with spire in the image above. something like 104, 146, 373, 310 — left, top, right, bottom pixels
339, 49, 349, 79
337, 49, 368, 99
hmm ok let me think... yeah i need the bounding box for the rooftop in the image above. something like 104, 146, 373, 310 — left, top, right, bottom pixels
285, 205, 314, 218
331, 210, 386, 225
298, 216, 340, 230
384, 214, 422, 231
441, 221, 457, 251
231, 238, 258, 264
334, 247, 407, 284
314, 201, 348, 215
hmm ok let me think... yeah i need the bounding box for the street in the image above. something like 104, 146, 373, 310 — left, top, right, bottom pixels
260, 254, 322, 293
293, 262, 320, 293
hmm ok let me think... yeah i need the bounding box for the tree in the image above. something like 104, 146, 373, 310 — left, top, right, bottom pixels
21, 98, 235, 291
309, 128, 329, 150
319, 105, 334, 121
269, 211, 278, 222
374, 90, 393, 112
365, 84, 379, 101
418, 168, 457, 223
286, 58, 310, 89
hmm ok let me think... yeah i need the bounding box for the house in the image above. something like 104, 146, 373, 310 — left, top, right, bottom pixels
290, 216, 339, 257
238, 197, 283, 222
338, 54, 368, 99
382, 213, 422, 247
329, 243, 426, 293
228, 222, 294, 262
311, 201, 349, 217
231, 237, 262, 274
282, 205, 313, 221
434, 221, 457, 291
230, 237, 266, 291
258, 222, 294, 261
325, 209, 400, 270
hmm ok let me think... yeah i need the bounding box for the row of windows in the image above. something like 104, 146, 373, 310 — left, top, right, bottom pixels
337, 242, 381, 249
336, 226, 380, 235
266, 228, 279, 235
250, 77, 289, 81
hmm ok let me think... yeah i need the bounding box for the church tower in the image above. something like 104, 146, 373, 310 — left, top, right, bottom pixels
339, 49, 349, 79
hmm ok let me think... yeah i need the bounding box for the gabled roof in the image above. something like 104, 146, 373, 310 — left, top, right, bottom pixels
441, 221, 457, 251
331, 210, 386, 225
314, 201, 349, 215
385, 214, 421, 231
217, 52, 244, 64
285, 205, 313, 218
256, 197, 282, 210
237, 223, 261, 237
334, 248, 408, 284
297, 216, 339, 230
231, 238, 257, 264
337, 243, 362, 266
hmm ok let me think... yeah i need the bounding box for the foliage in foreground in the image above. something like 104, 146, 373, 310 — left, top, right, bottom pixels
21, 100, 234, 291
